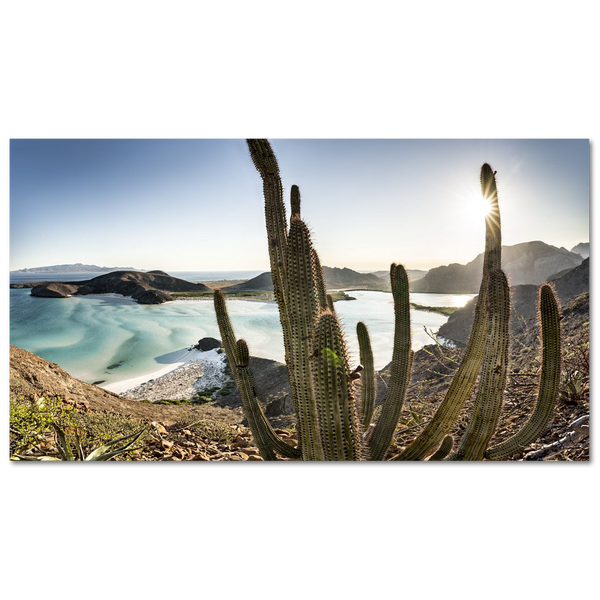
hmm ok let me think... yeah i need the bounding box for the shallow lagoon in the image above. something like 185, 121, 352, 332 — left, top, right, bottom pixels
10, 289, 474, 386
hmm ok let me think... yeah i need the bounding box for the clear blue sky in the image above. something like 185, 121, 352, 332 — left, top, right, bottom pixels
10, 139, 589, 272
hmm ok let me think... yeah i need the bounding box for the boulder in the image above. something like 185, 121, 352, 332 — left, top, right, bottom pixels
136, 290, 173, 304
194, 337, 222, 351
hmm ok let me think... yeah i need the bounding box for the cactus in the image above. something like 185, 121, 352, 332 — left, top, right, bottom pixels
356, 321, 376, 429
368, 264, 412, 461
395, 163, 502, 461
485, 284, 562, 460
313, 311, 363, 460
212, 140, 562, 461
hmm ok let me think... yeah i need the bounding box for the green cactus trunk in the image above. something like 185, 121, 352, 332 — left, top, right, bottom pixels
485, 284, 562, 459
313, 311, 363, 460
285, 217, 324, 460
452, 270, 510, 461
357, 321, 376, 429
368, 264, 412, 461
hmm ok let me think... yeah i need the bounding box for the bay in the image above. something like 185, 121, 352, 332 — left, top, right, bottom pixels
10, 287, 475, 387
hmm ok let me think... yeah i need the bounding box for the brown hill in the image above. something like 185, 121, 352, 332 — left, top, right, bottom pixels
10, 270, 209, 304
226, 266, 385, 292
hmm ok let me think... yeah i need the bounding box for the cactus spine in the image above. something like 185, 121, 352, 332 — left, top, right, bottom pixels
213, 141, 562, 461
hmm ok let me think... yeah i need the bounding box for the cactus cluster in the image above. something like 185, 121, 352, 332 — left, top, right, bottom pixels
213, 140, 562, 461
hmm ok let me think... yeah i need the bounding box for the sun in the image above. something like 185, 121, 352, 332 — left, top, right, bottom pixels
462, 188, 494, 225
479, 195, 493, 219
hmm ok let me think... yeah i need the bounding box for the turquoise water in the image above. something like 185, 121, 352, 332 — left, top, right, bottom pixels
10, 289, 474, 386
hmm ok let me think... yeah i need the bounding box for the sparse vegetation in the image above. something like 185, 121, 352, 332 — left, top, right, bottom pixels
10, 396, 150, 460
410, 303, 460, 316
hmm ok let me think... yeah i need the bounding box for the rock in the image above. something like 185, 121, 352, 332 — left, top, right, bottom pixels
248, 455, 264, 461
136, 290, 173, 304
194, 337, 222, 351
31, 283, 78, 298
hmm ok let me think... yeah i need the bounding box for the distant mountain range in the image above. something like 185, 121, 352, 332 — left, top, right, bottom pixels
372, 269, 428, 283
11, 263, 142, 274
438, 258, 589, 346
411, 241, 585, 294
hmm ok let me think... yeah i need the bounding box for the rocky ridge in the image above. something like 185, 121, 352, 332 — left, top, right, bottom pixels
412, 241, 583, 294
438, 257, 589, 346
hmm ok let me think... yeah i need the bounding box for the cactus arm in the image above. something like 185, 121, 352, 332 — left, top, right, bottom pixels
234, 340, 301, 460
285, 217, 324, 460
452, 270, 510, 461
213, 290, 300, 459
246, 140, 294, 373
356, 321, 376, 428
312, 248, 328, 311
326, 294, 335, 312
214, 289, 239, 359
397, 164, 502, 460
428, 436, 453, 461
485, 284, 562, 460
368, 264, 412, 460
291, 184, 301, 218
313, 311, 363, 460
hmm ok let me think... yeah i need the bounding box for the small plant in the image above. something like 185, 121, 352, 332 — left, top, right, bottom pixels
12, 424, 145, 461
10, 396, 81, 455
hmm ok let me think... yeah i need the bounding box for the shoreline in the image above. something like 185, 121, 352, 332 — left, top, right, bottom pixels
98, 348, 225, 399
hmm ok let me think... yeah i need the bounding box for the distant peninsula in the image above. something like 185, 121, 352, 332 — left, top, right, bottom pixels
10, 270, 209, 304
11, 263, 143, 274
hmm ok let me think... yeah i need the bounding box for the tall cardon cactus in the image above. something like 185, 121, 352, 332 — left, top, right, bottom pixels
213, 140, 562, 461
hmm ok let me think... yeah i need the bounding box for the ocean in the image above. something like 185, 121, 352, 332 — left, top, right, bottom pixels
9, 272, 475, 387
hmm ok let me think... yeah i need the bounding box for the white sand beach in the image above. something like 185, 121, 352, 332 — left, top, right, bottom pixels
102, 348, 229, 399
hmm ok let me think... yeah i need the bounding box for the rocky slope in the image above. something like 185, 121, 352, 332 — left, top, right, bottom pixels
10, 270, 209, 304
411, 241, 583, 293
438, 258, 589, 346
570, 242, 589, 259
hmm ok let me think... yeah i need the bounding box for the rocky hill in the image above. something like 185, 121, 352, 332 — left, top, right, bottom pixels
371, 269, 428, 282
570, 242, 589, 259
411, 241, 583, 294
10, 270, 209, 304
226, 272, 275, 291
438, 258, 589, 346
226, 266, 386, 292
